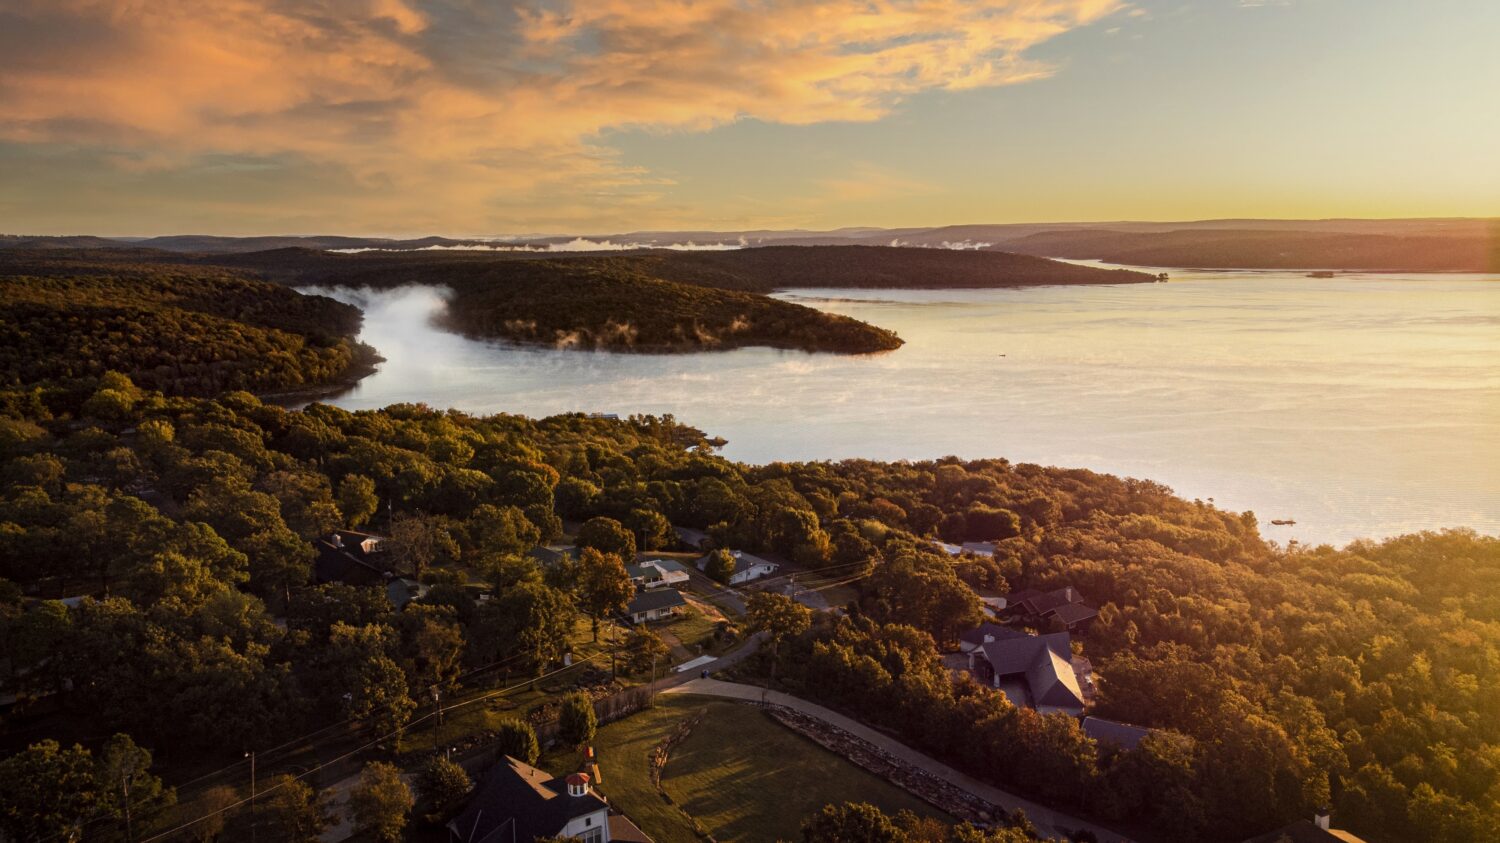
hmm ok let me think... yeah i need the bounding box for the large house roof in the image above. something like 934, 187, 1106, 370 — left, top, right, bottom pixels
626, 564, 663, 582
1081, 717, 1151, 750
1048, 601, 1099, 626
979, 631, 1083, 713
313, 530, 392, 586
959, 622, 1029, 647
627, 588, 687, 615
1021, 586, 1086, 615
1241, 819, 1368, 843
448, 756, 607, 843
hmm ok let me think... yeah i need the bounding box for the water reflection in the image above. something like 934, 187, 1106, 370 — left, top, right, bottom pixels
306, 269, 1500, 546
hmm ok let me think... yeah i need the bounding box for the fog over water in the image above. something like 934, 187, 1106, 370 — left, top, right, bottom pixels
307, 267, 1500, 546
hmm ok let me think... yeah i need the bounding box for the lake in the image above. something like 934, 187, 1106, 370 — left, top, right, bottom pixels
306, 266, 1500, 547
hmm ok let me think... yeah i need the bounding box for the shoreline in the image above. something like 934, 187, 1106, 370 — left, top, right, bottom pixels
258, 341, 383, 407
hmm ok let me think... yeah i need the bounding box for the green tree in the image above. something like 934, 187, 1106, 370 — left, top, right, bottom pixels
187, 784, 239, 843
464, 504, 540, 558
347, 761, 414, 843
963, 506, 1022, 541
625, 507, 674, 551
557, 692, 598, 748
396, 603, 466, 690
264, 774, 329, 843
323, 623, 416, 735
415, 755, 471, 814
0, 740, 98, 843
576, 547, 634, 641
703, 548, 736, 584
494, 719, 541, 765
96, 733, 175, 839
336, 474, 380, 528
625, 626, 671, 674
802, 802, 907, 843
576, 516, 636, 560
476, 581, 577, 675
747, 591, 812, 691
388, 513, 454, 580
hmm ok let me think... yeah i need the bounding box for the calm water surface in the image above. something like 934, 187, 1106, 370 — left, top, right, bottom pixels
309, 267, 1500, 546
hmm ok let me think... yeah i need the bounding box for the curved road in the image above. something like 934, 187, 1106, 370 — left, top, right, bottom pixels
664, 678, 1134, 843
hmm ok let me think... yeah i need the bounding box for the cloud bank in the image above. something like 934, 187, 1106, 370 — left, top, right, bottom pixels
0, 0, 1123, 231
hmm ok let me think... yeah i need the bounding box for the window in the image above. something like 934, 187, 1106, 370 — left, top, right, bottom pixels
580, 828, 603, 843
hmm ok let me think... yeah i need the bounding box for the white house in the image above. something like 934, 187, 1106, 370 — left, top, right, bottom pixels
696, 550, 779, 585
448, 757, 653, 843
625, 588, 687, 624
626, 559, 691, 590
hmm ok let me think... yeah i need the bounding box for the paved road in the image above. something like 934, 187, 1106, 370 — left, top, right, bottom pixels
664, 678, 1133, 843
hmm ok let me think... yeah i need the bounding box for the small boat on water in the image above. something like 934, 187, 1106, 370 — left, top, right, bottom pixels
1306, 271, 1336, 278
1269, 519, 1296, 526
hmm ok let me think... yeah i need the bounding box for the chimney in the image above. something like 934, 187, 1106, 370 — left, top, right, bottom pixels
331, 533, 343, 547
1314, 807, 1331, 830
565, 772, 591, 797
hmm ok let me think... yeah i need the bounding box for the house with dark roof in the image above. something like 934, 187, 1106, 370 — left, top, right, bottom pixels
967, 630, 1086, 716
1007, 586, 1098, 631
448, 756, 652, 843
314, 530, 394, 587
695, 550, 779, 585
386, 577, 427, 611
1240, 809, 1368, 843
958, 622, 1029, 654
625, 588, 687, 624
626, 560, 690, 590
1081, 716, 1151, 751
530, 544, 578, 568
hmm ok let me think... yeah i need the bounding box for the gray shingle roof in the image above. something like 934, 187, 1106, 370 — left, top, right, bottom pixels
1081, 717, 1151, 750
447, 757, 607, 843
627, 588, 686, 615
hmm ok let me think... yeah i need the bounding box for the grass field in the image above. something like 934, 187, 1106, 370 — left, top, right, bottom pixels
543, 695, 950, 843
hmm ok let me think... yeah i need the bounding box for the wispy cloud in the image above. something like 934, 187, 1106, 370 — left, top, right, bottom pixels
0, 0, 1124, 231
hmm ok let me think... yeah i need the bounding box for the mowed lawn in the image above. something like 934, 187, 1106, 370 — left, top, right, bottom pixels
548, 696, 950, 843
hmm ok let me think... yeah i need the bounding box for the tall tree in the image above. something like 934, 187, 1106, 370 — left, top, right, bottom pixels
264, 775, 329, 843
576, 516, 636, 560
336, 474, 380, 529
387, 513, 453, 580
95, 733, 175, 840
575, 548, 634, 641
557, 692, 598, 748
494, 719, 541, 765
0, 740, 97, 842
347, 761, 414, 843
415, 755, 471, 815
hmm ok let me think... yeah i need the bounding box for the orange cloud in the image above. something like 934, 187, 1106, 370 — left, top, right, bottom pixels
0, 0, 1123, 230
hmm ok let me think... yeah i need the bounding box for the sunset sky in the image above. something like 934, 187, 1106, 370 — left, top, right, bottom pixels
1, 0, 1496, 236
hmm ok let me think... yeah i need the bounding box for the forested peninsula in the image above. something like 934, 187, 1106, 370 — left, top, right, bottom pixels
0, 243, 1153, 360
0, 255, 373, 399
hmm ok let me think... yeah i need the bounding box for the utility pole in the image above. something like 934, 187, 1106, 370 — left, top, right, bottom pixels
245, 750, 257, 843
121, 771, 134, 843
432, 684, 444, 727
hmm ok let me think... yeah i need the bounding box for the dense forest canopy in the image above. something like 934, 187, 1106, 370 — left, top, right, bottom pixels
0, 261, 368, 398
0, 366, 1494, 841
